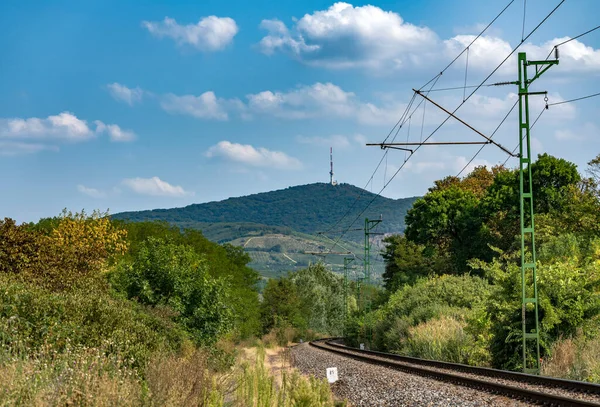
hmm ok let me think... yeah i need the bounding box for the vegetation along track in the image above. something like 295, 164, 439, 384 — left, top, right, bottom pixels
309, 339, 600, 406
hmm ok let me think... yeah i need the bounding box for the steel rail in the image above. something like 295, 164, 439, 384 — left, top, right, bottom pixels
324, 340, 600, 394
309, 339, 600, 407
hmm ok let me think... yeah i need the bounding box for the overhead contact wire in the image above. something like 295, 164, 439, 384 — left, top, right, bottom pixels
328, 0, 565, 249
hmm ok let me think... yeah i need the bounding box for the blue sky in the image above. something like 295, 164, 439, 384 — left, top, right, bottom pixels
1, 0, 599, 222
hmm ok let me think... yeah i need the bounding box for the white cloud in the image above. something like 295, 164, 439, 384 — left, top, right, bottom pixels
257, 3, 600, 76
94, 121, 136, 142
246, 82, 405, 124
160, 92, 239, 120
0, 112, 137, 148
258, 2, 437, 70
122, 177, 192, 197
156, 82, 405, 124
296, 134, 351, 149
142, 16, 238, 51
522, 38, 600, 73
206, 141, 302, 170
0, 141, 58, 156
77, 185, 106, 198
0, 112, 94, 141
107, 83, 144, 105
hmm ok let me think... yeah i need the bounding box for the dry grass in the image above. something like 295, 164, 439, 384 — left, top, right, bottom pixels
542, 336, 600, 383
403, 316, 490, 366
0, 346, 142, 406
145, 350, 227, 407
0, 336, 342, 406
235, 345, 341, 406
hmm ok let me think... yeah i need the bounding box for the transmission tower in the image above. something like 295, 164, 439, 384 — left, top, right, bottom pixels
330, 147, 337, 186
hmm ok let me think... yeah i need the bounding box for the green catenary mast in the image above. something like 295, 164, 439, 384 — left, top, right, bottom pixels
517, 51, 558, 374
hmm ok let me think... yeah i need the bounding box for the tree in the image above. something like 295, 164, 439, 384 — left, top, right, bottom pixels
113, 237, 233, 344
260, 277, 306, 333
3, 211, 128, 290
588, 153, 600, 185
290, 263, 345, 335
381, 235, 440, 291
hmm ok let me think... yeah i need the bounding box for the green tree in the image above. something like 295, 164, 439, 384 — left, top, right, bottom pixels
260, 277, 306, 333
289, 263, 345, 335
113, 237, 233, 345
381, 235, 441, 291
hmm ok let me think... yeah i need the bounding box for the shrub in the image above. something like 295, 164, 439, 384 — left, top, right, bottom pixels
0, 275, 187, 369
111, 237, 233, 345
542, 335, 600, 383
403, 316, 490, 365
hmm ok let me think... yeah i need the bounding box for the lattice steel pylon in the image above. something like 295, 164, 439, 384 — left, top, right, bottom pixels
343, 257, 355, 336
364, 217, 383, 346
517, 51, 558, 374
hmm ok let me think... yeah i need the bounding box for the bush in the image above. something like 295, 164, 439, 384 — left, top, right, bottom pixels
0, 275, 188, 369
542, 335, 600, 383
403, 316, 490, 365
110, 237, 233, 345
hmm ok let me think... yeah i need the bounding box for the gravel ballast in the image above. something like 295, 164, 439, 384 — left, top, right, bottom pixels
291, 343, 529, 407
322, 343, 600, 405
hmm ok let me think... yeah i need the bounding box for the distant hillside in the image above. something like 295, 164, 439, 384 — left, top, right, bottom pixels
113, 183, 418, 242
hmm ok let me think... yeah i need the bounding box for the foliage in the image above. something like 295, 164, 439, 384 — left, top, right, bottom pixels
541, 334, 600, 383
0, 274, 188, 369
261, 263, 349, 337
112, 183, 418, 242
404, 316, 489, 365
111, 237, 233, 345
1, 210, 128, 290
381, 235, 443, 291
348, 275, 494, 365
116, 221, 261, 339
470, 236, 600, 370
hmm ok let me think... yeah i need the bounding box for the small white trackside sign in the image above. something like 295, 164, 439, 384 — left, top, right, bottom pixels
326, 367, 338, 383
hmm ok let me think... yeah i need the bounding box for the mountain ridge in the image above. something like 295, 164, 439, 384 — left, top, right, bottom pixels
112, 182, 418, 241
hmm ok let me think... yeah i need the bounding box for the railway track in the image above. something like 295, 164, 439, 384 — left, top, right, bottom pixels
309, 339, 600, 407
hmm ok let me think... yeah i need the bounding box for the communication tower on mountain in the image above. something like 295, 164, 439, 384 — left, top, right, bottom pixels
330, 147, 337, 186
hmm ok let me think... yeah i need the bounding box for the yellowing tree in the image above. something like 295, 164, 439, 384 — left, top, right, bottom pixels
43, 210, 128, 289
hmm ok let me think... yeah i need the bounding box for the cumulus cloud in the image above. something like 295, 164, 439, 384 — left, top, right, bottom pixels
258, 2, 437, 70
206, 141, 302, 170
77, 185, 106, 198
94, 121, 136, 142
142, 16, 238, 51
107, 83, 144, 105
122, 176, 192, 197
160, 91, 238, 120
246, 82, 405, 124
0, 112, 94, 141
0, 112, 137, 148
257, 3, 600, 75
154, 82, 404, 124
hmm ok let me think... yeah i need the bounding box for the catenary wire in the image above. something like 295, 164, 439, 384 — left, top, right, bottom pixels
325, 0, 565, 252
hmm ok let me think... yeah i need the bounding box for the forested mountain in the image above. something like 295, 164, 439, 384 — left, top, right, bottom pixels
113, 183, 419, 242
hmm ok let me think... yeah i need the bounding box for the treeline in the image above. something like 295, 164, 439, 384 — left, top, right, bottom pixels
112, 183, 417, 242
347, 153, 600, 380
